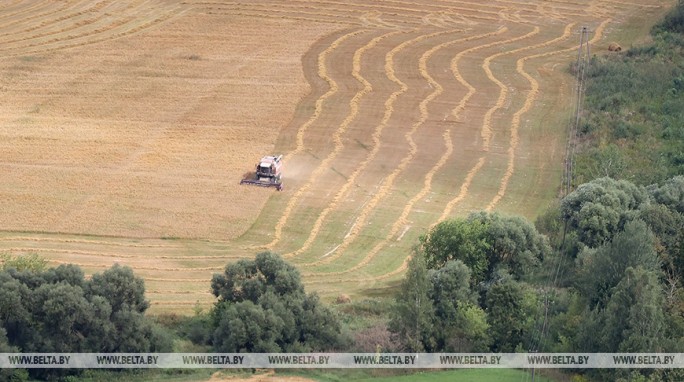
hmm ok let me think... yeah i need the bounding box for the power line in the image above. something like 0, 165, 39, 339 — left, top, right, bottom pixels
530, 26, 591, 382
563, 26, 590, 198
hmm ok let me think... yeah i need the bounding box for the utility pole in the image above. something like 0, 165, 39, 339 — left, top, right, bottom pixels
563, 26, 591, 197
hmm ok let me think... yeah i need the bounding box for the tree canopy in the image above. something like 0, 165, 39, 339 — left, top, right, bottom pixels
561, 177, 650, 247
418, 212, 550, 284
0, 262, 172, 380
210, 252, 343, 352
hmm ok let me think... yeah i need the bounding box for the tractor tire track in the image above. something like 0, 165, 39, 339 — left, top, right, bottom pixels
486, 19, 611, 210
304, 28, 509, 273
481, 26, 540, 151
436, 25, 537, 224
303, 29, 471, 268
260, 29, 368, 249
315, 19, 610, 284
286, 29, 472, 260
307, 24, 573, 279
282, 29, 407, 259
434, 26, 542, 225
1, 1, 187, 57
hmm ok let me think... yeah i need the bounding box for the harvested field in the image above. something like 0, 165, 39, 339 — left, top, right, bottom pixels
0, 0, 672, 313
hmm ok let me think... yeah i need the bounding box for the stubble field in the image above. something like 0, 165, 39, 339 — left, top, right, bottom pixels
0, 0, 671, 313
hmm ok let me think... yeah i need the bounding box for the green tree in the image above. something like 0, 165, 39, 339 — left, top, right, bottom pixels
429, 260, 488, 351
0, 263, 172, 380
403, 212, 550, 352
212, 301, 283, 352
429, 260, 477, 320
534, 201, 564, 249
87, 264, 149, 313
0, 274, 34, 348
649, 176, 684, 214
31, 283, 109, 352
603, 267, 666, 352
575, 220, 660, 308
389, 254, 435, 351
561, 177, 650, 248
0, 328, 28, 382
419, 212, 550, 284
638, 203, 684, 294
210, 252, 343, 352
469, 212, 551, 280
448, 303, 491, 352
418, 218, 490, 282
485, 277, 537, 352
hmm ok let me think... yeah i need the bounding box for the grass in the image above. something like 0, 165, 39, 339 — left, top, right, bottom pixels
68, 368, 565, 382
65, 369, 229, 382
574, 6, 684, 186
281, 368, 559, 382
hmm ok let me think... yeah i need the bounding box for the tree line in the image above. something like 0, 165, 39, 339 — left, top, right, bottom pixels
2, 176, 680, 382
0, 261, 172, 381
391, 176, 683, 381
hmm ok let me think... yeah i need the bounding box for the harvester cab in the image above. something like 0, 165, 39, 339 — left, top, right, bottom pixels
240, 155, 283, 191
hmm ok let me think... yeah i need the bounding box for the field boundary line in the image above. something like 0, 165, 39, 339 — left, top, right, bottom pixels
2, 247, 245, 260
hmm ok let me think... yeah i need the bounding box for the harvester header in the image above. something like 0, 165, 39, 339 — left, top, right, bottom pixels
240, 154, 283, 191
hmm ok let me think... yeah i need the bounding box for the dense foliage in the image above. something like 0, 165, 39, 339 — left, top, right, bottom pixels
209, 252, 344, 352
390, 174, 683, 380
0, 263, 172, 380
418, 212, 551, 284
391, 211, 548, 353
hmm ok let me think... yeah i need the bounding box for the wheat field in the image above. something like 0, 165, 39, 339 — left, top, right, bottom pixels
0, 0, 671, 313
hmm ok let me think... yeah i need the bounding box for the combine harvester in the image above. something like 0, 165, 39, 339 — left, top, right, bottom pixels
240, 155, 283, 191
